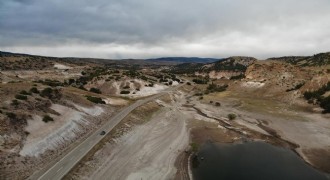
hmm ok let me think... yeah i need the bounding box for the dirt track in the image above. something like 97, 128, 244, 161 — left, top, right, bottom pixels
89, 94, 190, 180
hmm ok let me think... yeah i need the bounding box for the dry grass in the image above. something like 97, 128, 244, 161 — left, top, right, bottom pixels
190, 125, 238, 145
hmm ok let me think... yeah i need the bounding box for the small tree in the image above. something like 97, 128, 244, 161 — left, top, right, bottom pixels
228, 113, 236, 120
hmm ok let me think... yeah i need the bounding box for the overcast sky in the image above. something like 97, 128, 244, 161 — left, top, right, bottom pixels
0, 0, 329, 59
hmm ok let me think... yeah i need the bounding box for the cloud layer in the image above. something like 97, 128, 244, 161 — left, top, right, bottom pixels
1, 0, 330, 59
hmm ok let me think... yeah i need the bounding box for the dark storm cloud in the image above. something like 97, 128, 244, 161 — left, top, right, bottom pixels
0, 0, 330, 58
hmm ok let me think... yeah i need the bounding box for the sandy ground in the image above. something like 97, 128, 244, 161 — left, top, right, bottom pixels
67, 91, 200, 180
54, 63, 72, 70
104, 97, 129, 106
129, 84, 168, 97
91, 108, 189, 180
241, 81, 265, 88
87, 92, 190, 180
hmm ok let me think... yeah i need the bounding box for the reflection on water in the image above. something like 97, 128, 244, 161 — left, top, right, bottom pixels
192, 141, 328, 180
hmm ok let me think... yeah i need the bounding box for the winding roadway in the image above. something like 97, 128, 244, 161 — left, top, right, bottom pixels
29, 85, 181, 180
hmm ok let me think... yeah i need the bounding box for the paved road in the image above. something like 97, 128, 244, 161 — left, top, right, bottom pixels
31, 85, 181, 180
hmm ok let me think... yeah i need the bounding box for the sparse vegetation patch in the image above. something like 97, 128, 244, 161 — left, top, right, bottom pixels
227, 113, 237, 120
30, 87, 40, 94
15, 94, 28, 100
120, 90, 130, 94
86, 95, 106, 104
89, 87, 102, 94
304, 82, 330, 113
42, 115, 54, 123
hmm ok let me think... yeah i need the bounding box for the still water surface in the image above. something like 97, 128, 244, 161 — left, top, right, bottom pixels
192, 141, 328, 180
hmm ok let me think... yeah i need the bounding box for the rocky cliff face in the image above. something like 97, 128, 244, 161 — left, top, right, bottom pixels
245, 59, 330, 91
195, 56, 257, 79
245, 61, 308, 87
240, 58, 330, 106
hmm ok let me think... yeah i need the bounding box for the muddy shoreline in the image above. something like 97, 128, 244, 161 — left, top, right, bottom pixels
175, 122, 330, 180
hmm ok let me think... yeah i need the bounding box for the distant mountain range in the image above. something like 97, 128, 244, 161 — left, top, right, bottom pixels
146, 57, 221, 63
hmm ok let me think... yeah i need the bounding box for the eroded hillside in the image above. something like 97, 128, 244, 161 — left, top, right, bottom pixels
0, 53, 184, 179
1, 51, 330, 179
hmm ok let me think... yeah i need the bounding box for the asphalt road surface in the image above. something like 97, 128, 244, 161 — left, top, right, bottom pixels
32, 85, 181, 180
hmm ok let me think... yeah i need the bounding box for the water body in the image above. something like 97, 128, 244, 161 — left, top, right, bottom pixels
192, 141, 328, 180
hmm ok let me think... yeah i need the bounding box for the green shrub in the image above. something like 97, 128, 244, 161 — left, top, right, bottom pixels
42, 115, 54, 123
11, 100, 19, 106
20, 90, 32, 95
230, 74, 245, 80
120, 90, 130, 94
40, 87, 53, 98
78, 85, 87, 91
68, 79, 75, 85
37, 79, 64, 87
320, 96, 330, 113
15, 94, 28, 100
303, 82, 330, 113
159, 79, 168, 83
6, 112, 16, 119
30, 87, 39, 94
207, 83, 228, 92
40, 87, 62, 100
86, 96, 106, 104
286, 82, 305, 92
228, 113, 236, 120
304, 82, 330, 100
89, 87, 102, 94
215, 102, 221, 106
192, 78, 208, 84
